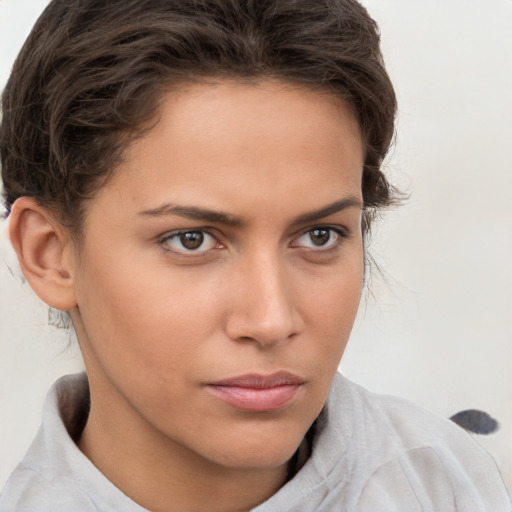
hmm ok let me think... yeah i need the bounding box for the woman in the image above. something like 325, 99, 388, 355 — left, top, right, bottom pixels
0, 0, 509, 510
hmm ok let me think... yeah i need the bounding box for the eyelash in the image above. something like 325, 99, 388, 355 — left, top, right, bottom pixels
290, 226, 348, 252
159, 229, 221, 255
158, 226, 349, 256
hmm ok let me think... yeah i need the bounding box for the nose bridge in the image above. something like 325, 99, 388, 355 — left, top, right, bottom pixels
226, 248, 301, 347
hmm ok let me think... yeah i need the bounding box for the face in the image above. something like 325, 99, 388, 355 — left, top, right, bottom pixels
69, 80, 364, 471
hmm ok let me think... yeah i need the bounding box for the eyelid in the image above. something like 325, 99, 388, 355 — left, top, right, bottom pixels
290, 225, 349, 250
158, 228, 222, 255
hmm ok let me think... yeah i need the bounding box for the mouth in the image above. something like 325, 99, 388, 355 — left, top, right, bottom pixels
205, 372, 305, 412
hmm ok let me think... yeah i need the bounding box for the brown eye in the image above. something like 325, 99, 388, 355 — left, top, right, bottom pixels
293, 227, 346, 250
162, 230, 218, 253
180, 231, 204, 250
309, 228, 331, 246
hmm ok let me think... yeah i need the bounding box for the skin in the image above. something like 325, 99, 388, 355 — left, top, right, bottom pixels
11, 80, 365, 512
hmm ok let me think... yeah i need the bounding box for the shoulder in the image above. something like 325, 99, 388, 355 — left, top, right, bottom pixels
328, 374, 511, 511
333, 373, 494, 452
0, 374, 96, 512
0, 463, 95, 512
0, 374, 148, 512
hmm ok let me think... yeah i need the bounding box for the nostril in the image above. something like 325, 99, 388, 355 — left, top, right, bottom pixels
449, 409, 499, 435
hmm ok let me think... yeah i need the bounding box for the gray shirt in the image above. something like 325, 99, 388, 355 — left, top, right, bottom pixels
1, 372, 510, 511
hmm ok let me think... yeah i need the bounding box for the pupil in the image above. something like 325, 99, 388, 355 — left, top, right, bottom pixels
310, 229, 330, 246
180, 231, 204, 250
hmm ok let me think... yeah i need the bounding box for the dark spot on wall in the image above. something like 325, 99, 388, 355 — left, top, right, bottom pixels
450, 409, 499, 435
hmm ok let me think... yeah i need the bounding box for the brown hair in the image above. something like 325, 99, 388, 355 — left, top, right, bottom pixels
1, 0, 398, 236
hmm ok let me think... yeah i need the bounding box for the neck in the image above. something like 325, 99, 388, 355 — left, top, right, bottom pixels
78, 381, 291, 512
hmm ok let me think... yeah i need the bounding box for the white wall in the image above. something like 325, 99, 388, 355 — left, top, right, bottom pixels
1, 0, 511, 490
341, 0, 512, 487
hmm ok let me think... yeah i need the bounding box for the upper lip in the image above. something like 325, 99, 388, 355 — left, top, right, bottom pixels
207, 371, 305, 389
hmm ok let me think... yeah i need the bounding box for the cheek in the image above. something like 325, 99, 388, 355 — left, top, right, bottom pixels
304, 253, 364, 326
293, 252, 364, 371
74, 254, 223, 369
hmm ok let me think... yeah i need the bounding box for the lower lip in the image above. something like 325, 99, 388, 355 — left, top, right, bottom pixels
205, 384, 302, 412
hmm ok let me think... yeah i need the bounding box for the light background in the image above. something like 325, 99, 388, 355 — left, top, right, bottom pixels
1, 0, 511, 491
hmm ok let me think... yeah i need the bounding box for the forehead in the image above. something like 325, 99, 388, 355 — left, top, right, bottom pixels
145, 79, 362, 155
85, 80, 364, 225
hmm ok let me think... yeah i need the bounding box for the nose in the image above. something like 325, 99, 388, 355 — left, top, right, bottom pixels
224, 253, 303, 348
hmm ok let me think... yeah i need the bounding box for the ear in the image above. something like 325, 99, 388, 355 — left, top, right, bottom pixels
8, 197, 77, 311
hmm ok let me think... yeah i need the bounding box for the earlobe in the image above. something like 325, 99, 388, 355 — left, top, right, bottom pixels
8, 197, 77, 311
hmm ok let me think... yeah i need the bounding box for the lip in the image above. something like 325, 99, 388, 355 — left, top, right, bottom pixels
205, 372, 305, 412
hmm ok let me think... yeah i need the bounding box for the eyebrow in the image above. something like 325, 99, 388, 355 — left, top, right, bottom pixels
139, 204, 244, 227
138, 196, 362, 227
291, 196, 362, 225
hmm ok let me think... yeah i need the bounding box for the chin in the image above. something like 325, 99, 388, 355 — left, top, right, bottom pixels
217, 447, 298, 471
203, 424, 307, 471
